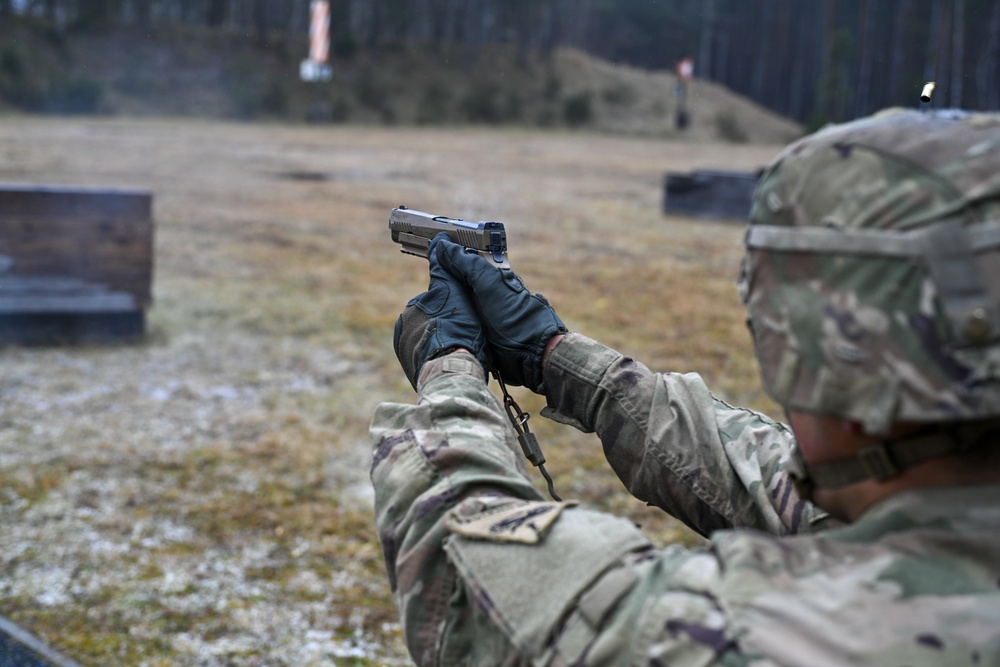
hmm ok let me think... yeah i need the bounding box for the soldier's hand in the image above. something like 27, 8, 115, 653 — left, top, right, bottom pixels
394, 233, 489, 390
435, 235, 567, 393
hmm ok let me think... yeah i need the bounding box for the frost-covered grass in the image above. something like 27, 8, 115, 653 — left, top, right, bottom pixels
0, 117, 783, 665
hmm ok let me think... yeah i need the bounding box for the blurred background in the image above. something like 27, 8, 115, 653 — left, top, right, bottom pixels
2, 0, 998, 129
1, 2, 998, 666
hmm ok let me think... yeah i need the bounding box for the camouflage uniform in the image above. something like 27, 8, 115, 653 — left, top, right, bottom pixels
371, 336, 1000, 665
372, 111, 1000, 665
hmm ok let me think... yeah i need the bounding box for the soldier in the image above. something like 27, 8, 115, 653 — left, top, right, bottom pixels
370, 109, 1000, 665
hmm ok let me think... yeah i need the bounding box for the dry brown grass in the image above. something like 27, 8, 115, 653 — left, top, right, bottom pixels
0, 117, 784, 665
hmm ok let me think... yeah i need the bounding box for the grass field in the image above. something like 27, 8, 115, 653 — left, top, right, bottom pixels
0, 117, 785, 666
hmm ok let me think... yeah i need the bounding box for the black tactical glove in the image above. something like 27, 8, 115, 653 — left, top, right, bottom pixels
394, 233, 489, 390
435, 236, 567, 393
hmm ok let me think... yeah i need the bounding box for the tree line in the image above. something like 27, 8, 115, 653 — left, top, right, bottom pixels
3, 0, 999, 125
702, 0, 1000, 126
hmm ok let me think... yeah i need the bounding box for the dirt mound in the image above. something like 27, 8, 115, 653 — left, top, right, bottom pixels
554, 49, 802, 144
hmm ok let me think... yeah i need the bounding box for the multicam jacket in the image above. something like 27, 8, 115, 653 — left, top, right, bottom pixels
370, 332, 1000, 666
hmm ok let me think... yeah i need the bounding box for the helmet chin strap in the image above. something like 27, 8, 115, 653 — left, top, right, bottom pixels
787, 421, 1000, 501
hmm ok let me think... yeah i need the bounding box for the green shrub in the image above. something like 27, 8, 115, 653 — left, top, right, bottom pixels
535, 105, 558, 127
46, 77, 104, 114
332, 30, 358, 58
0, 40, 102, 114
379, 103, 397, 125
416, 82, 451, 125
0, 47, 44, 110
715, 111, 748, 143
504, 89, 523, 121
355, 66, 388, 111
563, 92, 593, 126
226, 56, 263, 118
544, 73, 561, 101
260, 79, 289, 116
602, 82, 636, 106
330, 96, 353, 122
460, 82, 503, 124
1, 48, 24, 79
114, 67, 164, 97
805, 112, 832, 135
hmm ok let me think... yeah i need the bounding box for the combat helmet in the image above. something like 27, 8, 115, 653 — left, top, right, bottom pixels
740, 109, 1000, 451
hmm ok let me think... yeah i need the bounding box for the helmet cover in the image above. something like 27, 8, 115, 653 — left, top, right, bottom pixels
741, 110, 1000, 434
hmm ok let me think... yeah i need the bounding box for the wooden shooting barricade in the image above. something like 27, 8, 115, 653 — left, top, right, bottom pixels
0, 615, 85, 667
663, 169, 760, 222
0, 183, 153, 344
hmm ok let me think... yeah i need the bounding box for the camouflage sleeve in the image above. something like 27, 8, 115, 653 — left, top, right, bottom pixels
369, 351, 548, 663
370, 350, 749, 666
542, 332, 830, 536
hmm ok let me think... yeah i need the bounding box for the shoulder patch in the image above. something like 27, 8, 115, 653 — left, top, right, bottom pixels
447, 499, 577, 544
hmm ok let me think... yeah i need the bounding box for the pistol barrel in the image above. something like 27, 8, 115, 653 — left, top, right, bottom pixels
389, 206, 510, 269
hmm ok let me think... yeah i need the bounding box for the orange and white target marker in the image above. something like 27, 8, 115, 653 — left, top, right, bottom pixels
309, 0, 330, 64
301, 0, 332, 81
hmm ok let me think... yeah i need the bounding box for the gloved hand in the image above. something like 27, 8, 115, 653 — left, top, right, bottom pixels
435, 236, 567, 393
394, 233, 489, 390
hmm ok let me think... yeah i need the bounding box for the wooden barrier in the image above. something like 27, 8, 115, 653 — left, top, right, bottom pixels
0, 615, 85, 667
0, 183, 153, 344
663, 169, 760, 222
